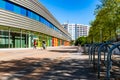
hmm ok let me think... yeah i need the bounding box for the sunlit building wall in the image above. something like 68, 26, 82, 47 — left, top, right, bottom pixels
63, 23, 89, 40
75, 24, 89, 39
0, 0, 71, 48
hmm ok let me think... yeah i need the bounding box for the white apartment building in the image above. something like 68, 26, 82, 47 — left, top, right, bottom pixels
62, 23, 90, 40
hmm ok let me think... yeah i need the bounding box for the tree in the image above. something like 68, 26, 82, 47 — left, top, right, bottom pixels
70, 40, 75, 45
75, 37, 87, 46
88, 0, 120, 43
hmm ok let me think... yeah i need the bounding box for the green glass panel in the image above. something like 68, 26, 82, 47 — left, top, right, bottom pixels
0, 31, 9, 48
15, 36, 20, 48
50, 37, 52, 46
21, 37, 25, 48
58, 39, 60, 46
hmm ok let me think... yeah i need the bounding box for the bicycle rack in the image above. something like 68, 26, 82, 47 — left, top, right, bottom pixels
88, 43, 101, 69
97, 42, 114, 79
106, 42, 120, 80
92, 43, 101, 70
88, 43, 97, 65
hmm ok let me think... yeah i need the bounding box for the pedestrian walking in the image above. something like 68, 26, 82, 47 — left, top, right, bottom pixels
33, 39, 37, 49
77, 44, 83, 54
42, 41, 46, 50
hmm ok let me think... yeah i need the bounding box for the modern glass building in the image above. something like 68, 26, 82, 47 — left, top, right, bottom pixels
0, 0, 71, 48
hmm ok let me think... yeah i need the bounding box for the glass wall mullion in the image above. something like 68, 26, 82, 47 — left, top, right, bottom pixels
28, 32, 31, 48
20, 29, 22, 48
26, 32, 28, 48
8, 28, 10, 48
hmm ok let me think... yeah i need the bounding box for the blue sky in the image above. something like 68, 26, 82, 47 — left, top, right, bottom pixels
39, 0, 99, 25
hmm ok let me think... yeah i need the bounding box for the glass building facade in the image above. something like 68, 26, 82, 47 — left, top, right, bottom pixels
0, 0, 71, 48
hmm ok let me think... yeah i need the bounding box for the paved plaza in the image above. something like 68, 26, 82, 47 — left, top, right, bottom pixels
0, 46, 97, 80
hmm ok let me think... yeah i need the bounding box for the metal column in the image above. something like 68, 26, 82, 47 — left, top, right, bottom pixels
8, 28, 10, 48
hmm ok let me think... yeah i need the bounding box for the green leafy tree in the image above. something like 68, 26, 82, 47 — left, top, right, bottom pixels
88, 0, 120, 43
75, 37, 87, 46
70, 40, 75, 45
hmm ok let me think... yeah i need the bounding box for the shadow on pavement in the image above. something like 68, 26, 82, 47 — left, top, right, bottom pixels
0, 58, 97, 80
48, 49, 77, 53
60, 46, 78, 49
40, 59, 97, 80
